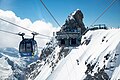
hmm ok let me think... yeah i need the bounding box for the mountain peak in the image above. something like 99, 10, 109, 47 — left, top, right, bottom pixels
61, 9, 86, 34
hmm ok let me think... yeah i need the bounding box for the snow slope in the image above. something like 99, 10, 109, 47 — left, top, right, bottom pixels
0, 28, 120, 80
35, 29, 120, 80
0, 47, 39, 80
0, 48, 27, 79
0, 56, 13, 79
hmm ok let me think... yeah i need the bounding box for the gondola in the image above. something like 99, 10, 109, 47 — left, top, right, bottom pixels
18, 33, 38, 57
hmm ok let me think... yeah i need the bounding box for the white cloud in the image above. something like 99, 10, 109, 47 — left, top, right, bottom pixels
0, 9, 60, 49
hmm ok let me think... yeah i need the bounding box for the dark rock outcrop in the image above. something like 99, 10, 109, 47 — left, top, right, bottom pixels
61, 9, 86, 34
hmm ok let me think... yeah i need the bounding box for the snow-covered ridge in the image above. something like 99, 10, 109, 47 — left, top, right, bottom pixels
0, 47, 37, 80
35, 29, 120, 80
0, 29, 120, 80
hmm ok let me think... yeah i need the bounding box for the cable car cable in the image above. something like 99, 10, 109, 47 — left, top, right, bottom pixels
90, 0, 118, 26
40, 0, 61, 27
0, 29, 18, 35
0, 17, 51, 38
0, 18, 33, 32
0, 29, 50, 40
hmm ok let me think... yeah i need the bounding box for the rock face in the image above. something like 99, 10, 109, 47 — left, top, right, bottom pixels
55, 9, 86, 47
61, 9, 86, 34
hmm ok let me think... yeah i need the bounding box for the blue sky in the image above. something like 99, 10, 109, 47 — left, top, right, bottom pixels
0, 0, 119, 28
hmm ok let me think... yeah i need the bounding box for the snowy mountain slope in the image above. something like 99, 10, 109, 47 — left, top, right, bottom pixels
32, 46, 61, 80
0, 28, 119, 80
0, 56, 13, 79
0, 48, 27, 67
0, 48, 27, 79
111, 66, 120, 80
0, 47, 40, 80
34, 29, 120, 80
